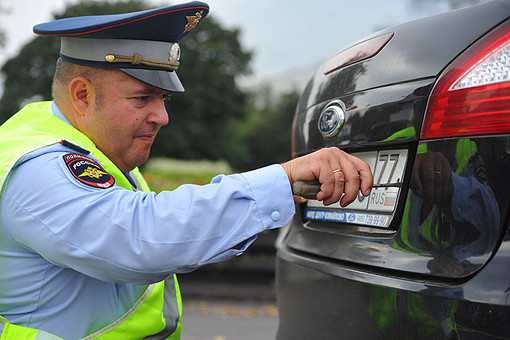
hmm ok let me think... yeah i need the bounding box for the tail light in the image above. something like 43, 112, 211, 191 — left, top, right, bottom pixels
421, 20, 510, 139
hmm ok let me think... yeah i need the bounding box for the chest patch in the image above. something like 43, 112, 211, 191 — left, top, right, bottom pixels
63, 153, 115, 189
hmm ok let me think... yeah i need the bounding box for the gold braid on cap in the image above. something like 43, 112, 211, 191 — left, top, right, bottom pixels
105, 53, 179, 70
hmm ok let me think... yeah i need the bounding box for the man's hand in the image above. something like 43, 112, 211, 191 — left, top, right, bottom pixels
410, 151, 453, 216
281, 147, 373, 206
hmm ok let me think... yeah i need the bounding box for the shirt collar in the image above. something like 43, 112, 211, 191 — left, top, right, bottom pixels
50, 101, 73, 126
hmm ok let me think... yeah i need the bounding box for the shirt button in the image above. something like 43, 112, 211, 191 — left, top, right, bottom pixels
271, 210, 281, 222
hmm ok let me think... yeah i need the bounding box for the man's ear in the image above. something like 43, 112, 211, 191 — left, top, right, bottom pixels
69, 76, 95, 116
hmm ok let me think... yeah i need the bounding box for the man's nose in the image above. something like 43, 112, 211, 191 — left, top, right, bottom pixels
150, 98, 169, 126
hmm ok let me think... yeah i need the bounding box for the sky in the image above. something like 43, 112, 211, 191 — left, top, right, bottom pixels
0, 0, 466, 85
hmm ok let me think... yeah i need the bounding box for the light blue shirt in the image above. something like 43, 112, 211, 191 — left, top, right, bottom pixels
0, 103, 295, 338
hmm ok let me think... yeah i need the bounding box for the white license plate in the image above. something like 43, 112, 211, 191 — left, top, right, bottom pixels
306, 149, 408, 228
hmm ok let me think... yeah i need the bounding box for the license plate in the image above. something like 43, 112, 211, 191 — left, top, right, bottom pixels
306, 149, 408, 228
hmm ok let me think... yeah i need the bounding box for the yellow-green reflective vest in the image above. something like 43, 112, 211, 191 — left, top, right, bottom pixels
391, 138, 477, 255
0, 101, 182, 339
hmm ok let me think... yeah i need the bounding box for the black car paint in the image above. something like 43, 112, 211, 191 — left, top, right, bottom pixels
276, 1, 510, 339
293, 1, 510, 123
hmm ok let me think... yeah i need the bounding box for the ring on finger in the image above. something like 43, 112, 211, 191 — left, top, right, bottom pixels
332, 168, 343, 174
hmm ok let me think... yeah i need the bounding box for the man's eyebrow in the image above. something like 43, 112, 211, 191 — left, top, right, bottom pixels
134, 88, 174, 96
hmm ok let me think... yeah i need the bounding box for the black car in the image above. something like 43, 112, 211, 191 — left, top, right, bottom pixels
275, 1, 510, 339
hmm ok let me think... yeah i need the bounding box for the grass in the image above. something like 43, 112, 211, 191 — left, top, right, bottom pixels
141, 157, 233, 192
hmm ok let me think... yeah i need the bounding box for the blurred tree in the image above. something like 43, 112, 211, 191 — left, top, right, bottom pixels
152, 15, 253, 164
229, 88, 299, 172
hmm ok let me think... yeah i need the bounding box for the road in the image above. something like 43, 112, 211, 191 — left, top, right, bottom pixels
181, 299, 279, 340
178, 231, 280, 339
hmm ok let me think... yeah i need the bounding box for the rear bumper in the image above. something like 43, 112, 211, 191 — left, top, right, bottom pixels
275, 241, 510, 340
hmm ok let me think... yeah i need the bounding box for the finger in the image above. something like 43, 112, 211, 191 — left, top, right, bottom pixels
293, 195, 308, 204
314, 148, 340, 201
338, 162, 361, 207
322, 168, 346, 206
432, 155, 449, 205
320, 149, 370, 206
324, 149, 356, 205
346, 154, 373, 196
433, 168, 443, 204
410, 160, 423, 197
439, 156, 452, 204
317, 176, 339, 204
420, 158, 435, 206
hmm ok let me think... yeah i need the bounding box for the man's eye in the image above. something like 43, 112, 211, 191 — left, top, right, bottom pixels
138, 96, 150, 102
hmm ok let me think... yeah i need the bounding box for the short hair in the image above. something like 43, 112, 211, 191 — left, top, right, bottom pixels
52, 58, 115, 106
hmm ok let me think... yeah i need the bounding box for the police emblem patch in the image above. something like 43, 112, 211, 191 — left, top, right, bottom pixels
63, 154, 115, 189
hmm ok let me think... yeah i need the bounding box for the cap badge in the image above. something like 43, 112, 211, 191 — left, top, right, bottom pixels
169, 43, 180, 62
184, 10, 203, 33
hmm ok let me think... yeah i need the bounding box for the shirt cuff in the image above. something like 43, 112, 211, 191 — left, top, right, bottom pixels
241, 164, 296, 230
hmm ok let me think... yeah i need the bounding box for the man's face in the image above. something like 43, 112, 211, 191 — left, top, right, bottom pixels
83, 70, 171, 173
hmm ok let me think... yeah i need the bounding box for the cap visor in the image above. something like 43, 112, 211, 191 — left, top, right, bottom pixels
119, 68, 184, 92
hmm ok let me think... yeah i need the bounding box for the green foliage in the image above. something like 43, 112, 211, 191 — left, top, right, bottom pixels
230, 88, 299, 172
152, 14, 252, 164
142, 157, 232, 192
0, 35, 60, 119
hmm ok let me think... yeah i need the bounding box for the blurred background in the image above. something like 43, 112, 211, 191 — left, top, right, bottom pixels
0, 0, 489, 338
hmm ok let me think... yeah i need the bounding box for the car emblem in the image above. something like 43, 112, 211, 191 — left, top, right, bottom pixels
318, 100, 345, 138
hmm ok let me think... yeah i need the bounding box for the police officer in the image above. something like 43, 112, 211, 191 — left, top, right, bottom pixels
0, 2, 372, 338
